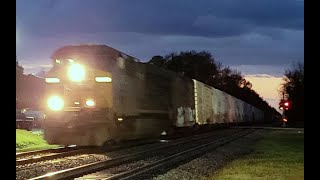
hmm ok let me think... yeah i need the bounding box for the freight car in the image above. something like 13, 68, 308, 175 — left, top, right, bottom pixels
43, 45, 264, 146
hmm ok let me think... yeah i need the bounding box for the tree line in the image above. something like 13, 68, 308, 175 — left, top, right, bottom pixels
16, 60, 45, 109
280, 62, 304, 122
147, 51, 280, 117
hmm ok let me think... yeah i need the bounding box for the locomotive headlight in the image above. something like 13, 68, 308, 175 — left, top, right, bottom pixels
85, 99, 95, 107
47, 96, 64, 111
68, 63, 85, 82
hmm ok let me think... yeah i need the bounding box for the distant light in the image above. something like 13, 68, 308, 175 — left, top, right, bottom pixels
45, 78, 60, 83
55, 59, 61, 64
95, 77, 112, 83
284, 102, 289, 106
283, 118, 288, 122
74, 102, 80, 105
117, 117, 123, 121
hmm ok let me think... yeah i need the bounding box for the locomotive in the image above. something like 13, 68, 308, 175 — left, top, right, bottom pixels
43, 45, 264, 146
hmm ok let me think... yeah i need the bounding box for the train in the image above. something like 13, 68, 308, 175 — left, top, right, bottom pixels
43, 45, 265, 147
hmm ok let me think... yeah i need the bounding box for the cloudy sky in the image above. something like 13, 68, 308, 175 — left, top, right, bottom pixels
16, 0, 304, 110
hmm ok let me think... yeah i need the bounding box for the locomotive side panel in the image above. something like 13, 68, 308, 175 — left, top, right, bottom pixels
112, 57, 143, 117
112, 60, 174, 140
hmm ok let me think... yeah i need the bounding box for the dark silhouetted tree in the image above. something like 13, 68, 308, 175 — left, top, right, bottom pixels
280, 62, 304, 122
147, 51, 279, 118
16, 59, 45, 109
148, 55, 167, 68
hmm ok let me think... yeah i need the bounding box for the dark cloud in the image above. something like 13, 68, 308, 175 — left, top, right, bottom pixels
16, 0, 304, 76
16, 0, 303, 38
16, 0, 303, 110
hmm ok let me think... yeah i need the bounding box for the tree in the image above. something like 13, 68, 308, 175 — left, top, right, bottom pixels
280, 62, 304, 122
148, 55, 167, 68
16, 60, 25, 108
149, 51, 219, 85
147, 51, 277, 114
16, 59, 46, 109
16, 59, 24, 74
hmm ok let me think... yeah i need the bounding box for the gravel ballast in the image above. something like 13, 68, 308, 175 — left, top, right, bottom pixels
152, 129, 267, 180
16, 129, 264, 180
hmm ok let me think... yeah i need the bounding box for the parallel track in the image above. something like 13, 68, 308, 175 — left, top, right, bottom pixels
105, 129, 253, 180
30, 129, 248, 180
16, 139, 161, 167
16, 146, 100, 166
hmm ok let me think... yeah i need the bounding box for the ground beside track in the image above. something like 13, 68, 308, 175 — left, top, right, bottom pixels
16, 129, 59, 152
210, 130, 304, 180
153, 129, 304, 180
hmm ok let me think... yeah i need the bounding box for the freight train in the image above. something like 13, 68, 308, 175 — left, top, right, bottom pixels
43, 45, 265, 146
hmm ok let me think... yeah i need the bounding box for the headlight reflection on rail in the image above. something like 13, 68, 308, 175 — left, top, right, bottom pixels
47, 96, 64, 111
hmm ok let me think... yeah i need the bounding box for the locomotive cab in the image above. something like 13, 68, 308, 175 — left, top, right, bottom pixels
43, 58, 114, 146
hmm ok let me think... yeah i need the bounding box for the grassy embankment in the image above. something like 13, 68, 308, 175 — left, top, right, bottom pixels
16, 129, 60, 152
210, 130, 304, 180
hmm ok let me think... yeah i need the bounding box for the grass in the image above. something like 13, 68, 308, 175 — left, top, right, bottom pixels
210, 130, 304, 180
16, 129, 60, 152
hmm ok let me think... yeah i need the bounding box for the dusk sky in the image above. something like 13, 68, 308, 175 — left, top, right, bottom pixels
16, 0, 304, 110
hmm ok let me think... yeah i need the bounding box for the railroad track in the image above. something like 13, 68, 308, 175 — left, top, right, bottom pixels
16, 138, 164, 167
29, 129, 251, 180
17, 146, 72, 159
16, 128, 230, 169
16, 146, 100, 166
103, 129, 253, 180
17, 130, 229, 179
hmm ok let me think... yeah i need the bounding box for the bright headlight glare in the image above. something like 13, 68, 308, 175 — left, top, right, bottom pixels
47, 96, 64, 111
86, 99, 95, 107
68, 63, 85, 82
